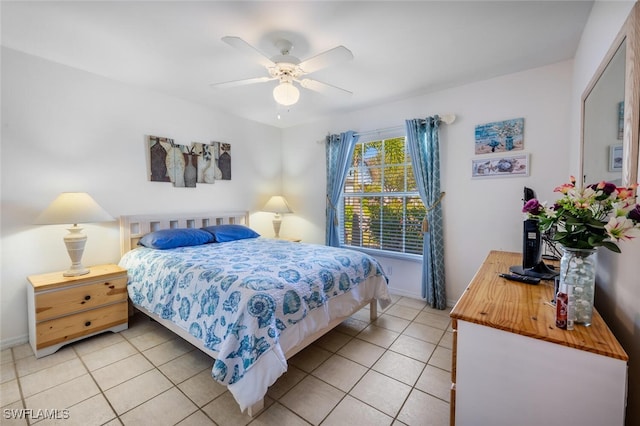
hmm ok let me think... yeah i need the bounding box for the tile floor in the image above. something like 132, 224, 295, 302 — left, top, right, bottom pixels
1, 295, 452, 425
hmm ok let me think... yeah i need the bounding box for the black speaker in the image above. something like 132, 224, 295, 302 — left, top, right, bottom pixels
509, 219, 558, 280
522, 219, 541, 268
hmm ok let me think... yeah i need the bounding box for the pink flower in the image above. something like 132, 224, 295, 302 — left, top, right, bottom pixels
522, 199, 543, 215
554, 183, 574, 194
616, 186, 635, 200
605, 216, 640, 241
589, 181, 617, 196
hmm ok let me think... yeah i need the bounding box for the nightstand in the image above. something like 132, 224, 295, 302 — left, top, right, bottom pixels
27, 264, 129, 358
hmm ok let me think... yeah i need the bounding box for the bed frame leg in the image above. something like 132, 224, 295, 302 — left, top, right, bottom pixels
246, 399, 265, 417
369, 300, 378, 321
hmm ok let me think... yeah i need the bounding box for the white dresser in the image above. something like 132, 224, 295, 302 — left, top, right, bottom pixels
450, 251, 628, 426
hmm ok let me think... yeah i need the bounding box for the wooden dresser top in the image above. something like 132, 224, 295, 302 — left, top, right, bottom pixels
28, 264, 127, 291
450, 250, 628, 361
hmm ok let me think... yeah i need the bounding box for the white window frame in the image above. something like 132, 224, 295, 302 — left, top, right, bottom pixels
339, 134, 424, 260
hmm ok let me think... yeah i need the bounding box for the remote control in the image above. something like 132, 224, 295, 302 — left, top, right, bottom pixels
498, 273, 540, 285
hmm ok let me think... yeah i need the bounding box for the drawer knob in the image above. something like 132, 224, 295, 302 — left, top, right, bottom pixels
84, 321, 91, 327
84, 295, 91, 301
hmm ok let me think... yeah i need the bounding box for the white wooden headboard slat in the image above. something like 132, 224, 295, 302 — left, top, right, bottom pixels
119, 211, 250, 256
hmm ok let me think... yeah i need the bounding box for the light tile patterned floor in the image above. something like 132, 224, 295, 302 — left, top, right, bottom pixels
0, 296, 452, 425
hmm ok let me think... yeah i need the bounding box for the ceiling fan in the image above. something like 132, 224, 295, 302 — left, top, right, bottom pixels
211, 36, 354, 106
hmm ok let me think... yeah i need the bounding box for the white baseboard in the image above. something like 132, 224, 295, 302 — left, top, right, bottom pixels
387, 288, 456, 310
0, 334, 28, 350
387, 287, 422, 300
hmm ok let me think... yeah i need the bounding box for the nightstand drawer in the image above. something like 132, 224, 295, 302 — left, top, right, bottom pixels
35, 277, 128, 321
35, 301, 128, 349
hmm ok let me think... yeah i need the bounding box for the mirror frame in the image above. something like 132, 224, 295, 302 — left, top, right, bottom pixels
580, 2, 640, 190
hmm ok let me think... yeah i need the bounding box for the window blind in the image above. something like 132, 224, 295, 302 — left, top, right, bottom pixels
341, 137, 425, 255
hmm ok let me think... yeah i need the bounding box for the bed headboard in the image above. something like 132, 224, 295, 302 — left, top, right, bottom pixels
119, 211, 250, 255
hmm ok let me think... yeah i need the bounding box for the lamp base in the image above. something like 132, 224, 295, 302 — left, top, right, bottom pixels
63, 225, 90, 277
272, 217, 282, 238
63, 267, 90, 277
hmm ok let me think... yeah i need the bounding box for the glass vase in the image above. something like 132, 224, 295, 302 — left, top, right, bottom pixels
559, 246, 597, 326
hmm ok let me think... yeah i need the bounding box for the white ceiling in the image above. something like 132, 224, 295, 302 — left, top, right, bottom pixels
1, 1, 594, 129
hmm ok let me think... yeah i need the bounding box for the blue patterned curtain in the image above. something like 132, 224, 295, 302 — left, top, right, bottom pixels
405, 117, 446, 309
325, 131, 359, 247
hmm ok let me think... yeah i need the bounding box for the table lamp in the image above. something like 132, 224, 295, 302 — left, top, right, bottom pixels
35, 192, 115, 276
262, 195, 293, 238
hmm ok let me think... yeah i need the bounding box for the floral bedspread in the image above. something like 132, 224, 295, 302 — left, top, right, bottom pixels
119, 238, 389, 409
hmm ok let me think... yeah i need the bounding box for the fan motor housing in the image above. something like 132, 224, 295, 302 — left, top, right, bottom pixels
269, 62, 303, 81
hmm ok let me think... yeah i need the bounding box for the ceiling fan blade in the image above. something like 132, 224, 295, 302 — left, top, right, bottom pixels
298, 46, 353, 74
221, 36, 275, 68
210, 76, 275, 89
299, 78, 352, 96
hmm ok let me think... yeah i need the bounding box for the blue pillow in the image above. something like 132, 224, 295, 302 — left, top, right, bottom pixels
202, 224, 260, 242
138, 228, 214, 249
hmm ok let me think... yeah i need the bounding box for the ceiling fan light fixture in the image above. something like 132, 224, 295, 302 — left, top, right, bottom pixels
273, 82, 300, 106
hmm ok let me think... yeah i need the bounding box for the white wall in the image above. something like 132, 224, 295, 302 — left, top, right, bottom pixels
0, 48, 283, 346
571, 2, 639, 425
281, 60, 573, 304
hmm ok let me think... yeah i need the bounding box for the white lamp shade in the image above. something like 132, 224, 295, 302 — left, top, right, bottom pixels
35, 192, 114, 277
35, 192, 114, 225
263, 196, 293, 214
272, 82, 300, 106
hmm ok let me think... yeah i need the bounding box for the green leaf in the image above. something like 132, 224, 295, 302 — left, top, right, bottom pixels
573, 240, 592, 249
565, 216, 583, 226
598, 241, 622, 253
600, 241, 621, 253
553, 232, 567, 241
586, 218, 605, 229
565, 225, 586, 235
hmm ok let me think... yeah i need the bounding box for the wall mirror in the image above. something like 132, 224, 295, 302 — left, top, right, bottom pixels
581, 3, 639, 189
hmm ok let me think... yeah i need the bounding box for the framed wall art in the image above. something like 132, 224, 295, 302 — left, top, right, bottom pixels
475, 118, 524, 154
215, 142, 231, 180
192, 142, 217, 184
472, 153, 530, 178
609, 144, 623, 172
148, 135, 231, 187
149, 136, 173, 183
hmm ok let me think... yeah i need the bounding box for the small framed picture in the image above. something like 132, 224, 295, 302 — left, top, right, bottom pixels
609, 144, 623, 172
472, 153, 530, 178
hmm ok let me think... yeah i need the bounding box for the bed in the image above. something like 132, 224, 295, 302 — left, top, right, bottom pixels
118, 212, 391, 415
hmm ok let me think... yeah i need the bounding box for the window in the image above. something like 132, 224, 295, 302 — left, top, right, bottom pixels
341, 136, 425, 256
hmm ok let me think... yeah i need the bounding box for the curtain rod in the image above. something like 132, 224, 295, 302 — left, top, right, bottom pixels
353, 113, 456, 138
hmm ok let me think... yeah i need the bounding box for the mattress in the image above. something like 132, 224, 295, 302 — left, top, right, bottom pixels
119, 237, 390, 410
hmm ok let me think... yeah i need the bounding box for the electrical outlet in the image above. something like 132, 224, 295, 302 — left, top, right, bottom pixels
386, 265, 393, 276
